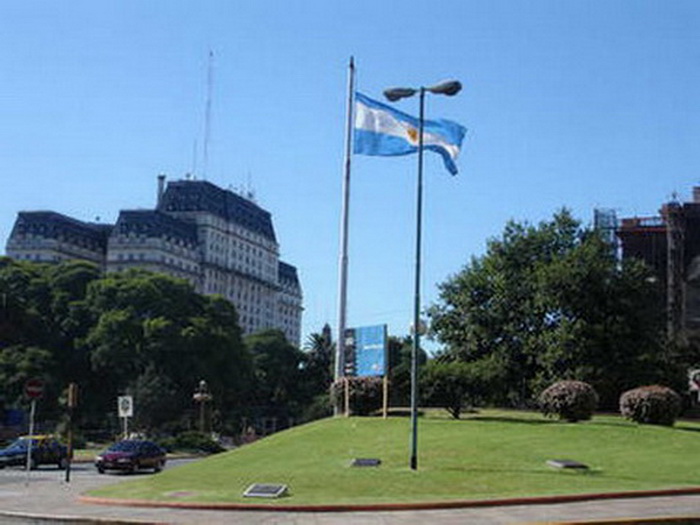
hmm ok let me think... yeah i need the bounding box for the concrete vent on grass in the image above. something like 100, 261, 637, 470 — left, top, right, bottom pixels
243, 484, 288, 498
546, 459, 589, 470
351, 458, 381, 467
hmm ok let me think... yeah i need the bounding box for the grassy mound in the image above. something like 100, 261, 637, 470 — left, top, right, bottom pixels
87, 410, 700, 505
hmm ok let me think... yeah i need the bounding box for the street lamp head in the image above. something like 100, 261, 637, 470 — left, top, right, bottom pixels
384, 81, 461, 102
426, 80, 462, 97
383, 87, 418, 102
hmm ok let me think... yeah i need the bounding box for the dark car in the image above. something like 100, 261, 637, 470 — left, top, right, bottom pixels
0, 435, 69, 470
95, 440, 166, 474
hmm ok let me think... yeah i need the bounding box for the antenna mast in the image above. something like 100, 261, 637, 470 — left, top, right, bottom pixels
202, 51, 214, 180
191, 140, 198, 179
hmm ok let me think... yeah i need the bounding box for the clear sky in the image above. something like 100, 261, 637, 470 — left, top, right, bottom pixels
2, 1, 699, 350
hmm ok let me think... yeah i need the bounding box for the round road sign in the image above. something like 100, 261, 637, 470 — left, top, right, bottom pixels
25, 378, 44, 399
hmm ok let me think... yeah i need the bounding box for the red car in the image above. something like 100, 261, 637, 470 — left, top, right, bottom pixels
94, 440, 166, 474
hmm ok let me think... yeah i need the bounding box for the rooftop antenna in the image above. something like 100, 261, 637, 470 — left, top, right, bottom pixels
191, 139, 198, 179
202, 50, 214, 180
246, 171, 256, 202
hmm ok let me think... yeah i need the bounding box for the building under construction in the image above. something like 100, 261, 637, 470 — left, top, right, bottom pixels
616, 188, 700, 341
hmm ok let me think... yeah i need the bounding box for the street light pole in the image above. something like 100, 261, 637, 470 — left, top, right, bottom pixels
409, 87, 426, 471
384, 80, 461, 471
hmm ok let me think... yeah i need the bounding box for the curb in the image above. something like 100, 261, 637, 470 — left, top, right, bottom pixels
0, 509, 167, 524
540, 516, 700, 525
77, 486, 700, 513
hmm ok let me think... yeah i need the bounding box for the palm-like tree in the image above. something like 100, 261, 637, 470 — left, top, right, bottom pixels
303, 324, 335, 393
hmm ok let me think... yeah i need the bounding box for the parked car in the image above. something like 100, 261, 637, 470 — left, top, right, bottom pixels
0, 435, 69, 470
95, 440, 166, 474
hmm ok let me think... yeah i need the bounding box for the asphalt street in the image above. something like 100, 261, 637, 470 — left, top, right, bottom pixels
0, 459, 699, 524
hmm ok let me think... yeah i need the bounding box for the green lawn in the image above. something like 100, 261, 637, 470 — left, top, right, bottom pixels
87, 410, 700, 505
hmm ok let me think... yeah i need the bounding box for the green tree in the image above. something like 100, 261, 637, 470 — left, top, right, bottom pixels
421, 356, 503, 419
0, 345, 55, 412
81, 270, 251, 432
0, 259, 101, 421
0, 258, 51, 349
298, 324, 336, 421
302, 323, 334, 397
429, 210, 667, 408
246, 329, 306, 411
44, 261, 101, 391
387, 335, 427, 407
0, 260, 253, 434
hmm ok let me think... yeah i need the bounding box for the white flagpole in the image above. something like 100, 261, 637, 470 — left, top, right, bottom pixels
335, 57, 356, 411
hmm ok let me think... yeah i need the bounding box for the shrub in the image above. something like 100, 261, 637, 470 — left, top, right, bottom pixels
619, 385, 682, 426
300, 394, 334, 423
421, 360, 496, 419
158, 431, 225, 454
330, 377, 383, 416
539, 380, 598, 422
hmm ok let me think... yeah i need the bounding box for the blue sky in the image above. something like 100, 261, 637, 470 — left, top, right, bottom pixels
2, 1, 699, 349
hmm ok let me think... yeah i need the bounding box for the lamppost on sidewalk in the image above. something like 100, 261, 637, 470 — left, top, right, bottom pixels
383, 80, 462, 471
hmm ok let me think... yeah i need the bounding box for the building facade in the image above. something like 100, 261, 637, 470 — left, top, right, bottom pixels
6, 211, 112, 266
5, 177, 303, 345
616, 188, 700, 340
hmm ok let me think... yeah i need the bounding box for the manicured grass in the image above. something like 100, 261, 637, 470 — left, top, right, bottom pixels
87, 410, 700, 505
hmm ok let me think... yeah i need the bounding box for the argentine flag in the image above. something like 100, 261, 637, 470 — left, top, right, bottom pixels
353, 92, 466, 175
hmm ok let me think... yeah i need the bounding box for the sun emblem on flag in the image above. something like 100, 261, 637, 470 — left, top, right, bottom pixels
406, 126, 419, 145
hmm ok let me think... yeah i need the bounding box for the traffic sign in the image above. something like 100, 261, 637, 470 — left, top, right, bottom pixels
24, 378, 44, 399
689, 369, 700, 391
118, 395, 133, 418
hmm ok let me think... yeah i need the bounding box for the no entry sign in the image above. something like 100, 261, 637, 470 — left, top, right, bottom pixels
24, 378, 44, 399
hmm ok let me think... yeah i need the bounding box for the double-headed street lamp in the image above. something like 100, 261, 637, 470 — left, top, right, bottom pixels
383, 80, 462, 471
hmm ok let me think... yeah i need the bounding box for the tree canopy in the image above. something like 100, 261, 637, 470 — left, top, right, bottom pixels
428, 210, 672, 408
0, 257, 342, 436
0, 259, 255, 434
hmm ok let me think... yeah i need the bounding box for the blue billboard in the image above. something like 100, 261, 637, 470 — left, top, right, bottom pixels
354, 324, 387, 377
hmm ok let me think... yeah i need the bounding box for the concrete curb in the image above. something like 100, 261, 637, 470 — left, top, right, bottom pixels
0, 509, 166, 524
77, 486, 700, 513
548, 516, 700, 525
541, 519, 700, 525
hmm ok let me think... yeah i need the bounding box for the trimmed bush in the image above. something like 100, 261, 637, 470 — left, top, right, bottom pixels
330, 377, 383, 416
158, 431, 225, 454
539, 380, 598, 422
619, 385, 682, 426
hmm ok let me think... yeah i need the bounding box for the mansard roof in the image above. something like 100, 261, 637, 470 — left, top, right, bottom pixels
114, 209, 198, 245
278, 261, 300, 288
158, 180, 276, 242
11, 211, 112, 246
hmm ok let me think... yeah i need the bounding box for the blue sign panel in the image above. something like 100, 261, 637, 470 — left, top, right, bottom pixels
355, 325, 387, 377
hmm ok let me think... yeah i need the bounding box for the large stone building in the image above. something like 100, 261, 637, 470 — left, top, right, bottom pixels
5, 177, 303, 345
616, 188, 700, 341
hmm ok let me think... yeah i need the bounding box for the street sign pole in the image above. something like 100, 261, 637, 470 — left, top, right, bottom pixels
118, 396, 133, 439
25, 399, 36, 485
23, 378, 43, 485
65, 383, 78, 483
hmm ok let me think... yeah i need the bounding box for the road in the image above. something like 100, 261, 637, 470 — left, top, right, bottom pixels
0, 457, 182, 489
1, 459, 700, 524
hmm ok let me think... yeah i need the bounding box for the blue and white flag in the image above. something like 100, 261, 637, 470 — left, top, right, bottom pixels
353, 92, 466, 175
